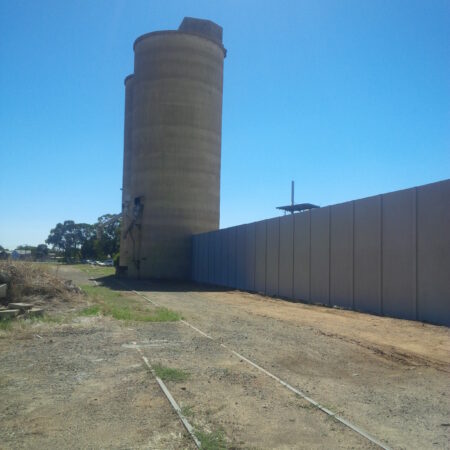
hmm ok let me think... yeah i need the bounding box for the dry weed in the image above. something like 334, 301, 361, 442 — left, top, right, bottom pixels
0, 262, 75, 302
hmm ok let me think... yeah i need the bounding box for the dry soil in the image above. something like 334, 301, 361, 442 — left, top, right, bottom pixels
0, 265, 448, 449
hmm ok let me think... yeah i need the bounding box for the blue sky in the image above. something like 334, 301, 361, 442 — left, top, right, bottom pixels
1, 0, 449, 249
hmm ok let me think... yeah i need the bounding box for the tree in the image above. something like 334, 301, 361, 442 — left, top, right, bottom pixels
46, 221, 95, 260
96, 214, 121, 257
36, 244, 49, 260
47, 215, 121, 261
81, 214, 121, 260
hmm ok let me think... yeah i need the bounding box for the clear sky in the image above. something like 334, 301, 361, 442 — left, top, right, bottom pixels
1, 0, 449, 250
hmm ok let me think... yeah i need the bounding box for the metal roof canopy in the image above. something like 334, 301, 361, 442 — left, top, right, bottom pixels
276, 181, 319, 214
276, 203, 319, 213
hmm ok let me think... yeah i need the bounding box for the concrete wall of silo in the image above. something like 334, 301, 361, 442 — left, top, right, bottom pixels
120, 18, 226, 279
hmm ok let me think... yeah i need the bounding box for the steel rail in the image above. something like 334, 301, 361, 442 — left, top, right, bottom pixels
117, 281, 392, 450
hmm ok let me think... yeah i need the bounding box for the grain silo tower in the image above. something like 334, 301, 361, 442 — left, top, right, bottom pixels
119, 17, 226, 279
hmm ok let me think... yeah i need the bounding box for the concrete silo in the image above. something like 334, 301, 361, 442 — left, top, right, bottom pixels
120, 17, 226, 279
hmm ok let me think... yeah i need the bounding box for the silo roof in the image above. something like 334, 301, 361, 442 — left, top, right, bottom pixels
133, 17, 226, 56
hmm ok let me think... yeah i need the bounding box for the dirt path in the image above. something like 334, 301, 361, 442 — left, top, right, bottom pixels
133, 321, 376, 449
1, 266, 449, 449
116, 278, 450, 450
0, 319, 195, 450
0, 267, 195, 450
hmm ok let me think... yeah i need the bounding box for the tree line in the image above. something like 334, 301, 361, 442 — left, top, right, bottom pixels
0, 214, 121, 263
45, 214, 121, 261
0, 244, 49, 260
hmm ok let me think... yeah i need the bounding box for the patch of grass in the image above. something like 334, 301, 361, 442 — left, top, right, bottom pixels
194, 429, 228, 450
81, 285, 181, 323
82, 284, 122, 301
153, 364, 189, 382
76, 264, 115, 278
108, 305, 180, 322
0, 318, 13, 331
29, 314, 64, 324
297, 402, 314, 410
80, 305, 101, 316
0, 313, 66, 334
181, 405, 195, 419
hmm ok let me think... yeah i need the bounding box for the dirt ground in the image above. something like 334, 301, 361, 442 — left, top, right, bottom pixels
1, 265, 449, 449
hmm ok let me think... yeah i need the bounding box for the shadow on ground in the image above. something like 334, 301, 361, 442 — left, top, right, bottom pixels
93, 274, 228, 294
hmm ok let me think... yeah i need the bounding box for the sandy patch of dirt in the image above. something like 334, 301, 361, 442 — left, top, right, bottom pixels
0, 317, 195, 450
128, 280, 450, 449
2, 266, 449, 449
213, 290, 450, 370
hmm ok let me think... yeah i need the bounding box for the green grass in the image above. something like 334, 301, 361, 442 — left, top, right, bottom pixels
82, 284, 121, 301
81, 285, 182, 323
194, 429, 228, 450
80, 305, 101, 316
181, 405, 195, 419
75, 264, 116, 278
0, 318, 13, 331
180, 404, 229, 449
28, 314, 64, 324
0, 313, 66, 334
108, 306, 180, 322
153, 364, 189, 382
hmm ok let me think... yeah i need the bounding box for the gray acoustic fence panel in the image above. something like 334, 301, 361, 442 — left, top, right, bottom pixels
236, 225, 247, 290
192, 235, 199, 282
227, 227, 237, 288
207, 232, 215, 284
191, 179, 449, 326
199, 233, 208, 283
197, 234, 201, 283
382, 188, 416, 320
220, 228, 227, 286
255, 220, 267, 294
208, 231, 215, 285
293, 211, 310, 302
417, 180, 450, 325
204, 233, 210, 284
218, 229, 227, 286
330, 202, 354, 309
354, 196, 381, 314
266, 218, 280, 296
244, 223, 256, 291
310, 207, 330, 305
196, 235, 201, 282
194, 234, 200, 282
279, 215, 294, 299
212, 231, 221, 285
